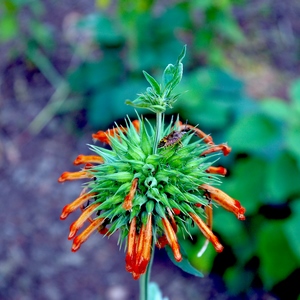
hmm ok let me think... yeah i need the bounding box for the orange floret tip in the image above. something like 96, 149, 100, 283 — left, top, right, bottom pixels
201, 144, 231, 157
200, 184, 246, 220
68, 203, 99, 239
92, 131, 111, 144
189, 212, 224, 253
125, 217, 137, 273
135, 214, 152, 275
71, 218, 104, 252
172, 208, 181, 215
206, 166, 227, 175
60, 192, 97, 220
58, 171, 92, 183
123, 178, 139, 211
132, 120, 140, 132
73, 154, 104, 165
162, 218, 182, 262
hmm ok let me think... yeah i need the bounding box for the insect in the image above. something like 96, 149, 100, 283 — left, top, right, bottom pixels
158, 129, 188, 148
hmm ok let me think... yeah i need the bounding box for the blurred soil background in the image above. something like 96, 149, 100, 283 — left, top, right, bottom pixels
1, 0, 300, 299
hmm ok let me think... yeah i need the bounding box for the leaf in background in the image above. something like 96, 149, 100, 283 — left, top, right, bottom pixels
258, 221, 299, 289
0, 14, 18, 41
260, 98, 290, 121
283, 199, 300, 261
222, 157, 267, 213
148, 282, 169, 300
266, 151, 300, 202
289, 78, 300, 105
227, 114, 279, 152
165, 244, 203, 277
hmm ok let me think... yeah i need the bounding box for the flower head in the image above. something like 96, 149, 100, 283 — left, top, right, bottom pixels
58, 46, 245, 280
58, 115, 245, 279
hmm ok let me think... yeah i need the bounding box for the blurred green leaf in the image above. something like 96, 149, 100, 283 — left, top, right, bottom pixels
149, 282, 168, 300
260, 98, 290, 121
0, 14, 18, 41
227, 114, 279, 152
267, 151, 300, 202
165, 244, 203, 277
284, 199, 300, 261
258, 221, 299, 288
289, 78, 300, 105
222, 157, 267, 212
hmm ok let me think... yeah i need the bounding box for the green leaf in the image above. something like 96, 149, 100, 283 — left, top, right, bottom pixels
222, 157, 267, 213
143, 71, 161, 94
0, 14, 18, 41
284, 199, 300, 261
267, 151, 300, 202
148, 282, 169, 300
258, 221, 299, 288
260, 98, 290, 121
162, 45, 186, 93
227, 114, 279, 152
289, 78, 300, 105
165, 244, 203, 277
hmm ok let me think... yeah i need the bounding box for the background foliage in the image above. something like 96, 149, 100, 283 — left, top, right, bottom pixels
1, 0, 300, 299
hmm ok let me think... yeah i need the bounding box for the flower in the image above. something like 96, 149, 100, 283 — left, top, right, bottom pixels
58, 115, 246, 279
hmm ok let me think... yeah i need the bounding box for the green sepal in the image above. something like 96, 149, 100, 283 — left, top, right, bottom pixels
146, 154, 161, 165
155, 202, 166, 218
97, 171, 133, 182
98, 194, 123, 210
145, 176, 157, 188
146, 200, 155, 214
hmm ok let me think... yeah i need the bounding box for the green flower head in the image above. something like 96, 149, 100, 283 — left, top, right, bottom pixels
58, 46, 245, 280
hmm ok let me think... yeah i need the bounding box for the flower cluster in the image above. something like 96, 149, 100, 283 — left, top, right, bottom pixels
58, 115, 245, 279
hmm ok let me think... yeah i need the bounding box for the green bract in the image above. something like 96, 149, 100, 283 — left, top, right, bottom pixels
87, 114, 220, 239
125, 45, 187, 113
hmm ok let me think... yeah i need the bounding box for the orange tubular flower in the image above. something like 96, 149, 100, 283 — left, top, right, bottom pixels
60, 192, 97, 220
73, 154, 104, 165
189, 212, 224, 253
134, 214, 152, 276
179, 124, 214, 145
58, 170, 93, 182
68, 203, 99, 239
201, 143, 232, 156
125, 217, 137, 273
162, 218, 182, 262
71, 218, 105, 252
92, 120, 140, 144
206, 166, 227, 175
200, 184, 246, 220
123, 178, 139, 210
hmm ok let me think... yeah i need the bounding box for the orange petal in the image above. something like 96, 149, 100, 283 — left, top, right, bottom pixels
200, 184, 246, 220
58, 171, 93, 182
71, 218, 104, 252
136, 214, 152, 275
180, 124, 214, 145
201, 144, 231, 156
167, 208, 177, 233
60, 192, 97, 220
68, 203, 99, 239
162, 218, 182, 262
125, 217, 137, 273
189, 212, 224, 253
73, 154, 104, 165
123, 178, 138, 211
206, 166, 227, 175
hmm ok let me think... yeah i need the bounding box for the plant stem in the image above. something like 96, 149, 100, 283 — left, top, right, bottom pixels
154, 112, 163, 154
139, 235, 156, 300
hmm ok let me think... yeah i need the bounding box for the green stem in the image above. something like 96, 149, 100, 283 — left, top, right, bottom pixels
139, 235, 156, 300
154, 112, 163, 154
